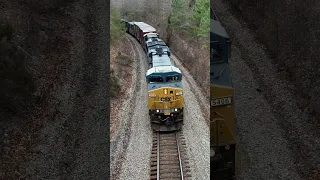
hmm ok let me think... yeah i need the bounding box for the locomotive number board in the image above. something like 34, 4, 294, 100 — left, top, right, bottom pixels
211, 97, 232, 107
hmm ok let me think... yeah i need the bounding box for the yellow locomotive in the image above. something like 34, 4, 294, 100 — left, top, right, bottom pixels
210, 7, 236, 179
146, 65, 184, 132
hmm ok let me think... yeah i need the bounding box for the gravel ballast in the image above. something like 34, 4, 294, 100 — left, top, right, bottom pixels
116, 35, 153, 180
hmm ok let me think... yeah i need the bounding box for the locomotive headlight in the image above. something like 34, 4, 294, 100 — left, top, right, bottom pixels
176, 91, 183, 96
164, 89, 168, 94
211, 148, 215, 157
149, 94, 156, 97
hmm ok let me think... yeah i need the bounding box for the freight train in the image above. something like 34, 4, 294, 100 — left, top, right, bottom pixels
121, 19, 184, 132
210, 7, 236, 179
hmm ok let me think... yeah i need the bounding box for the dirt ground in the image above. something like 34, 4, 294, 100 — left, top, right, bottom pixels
110, 39, 135, 138
0, 0, 110, 179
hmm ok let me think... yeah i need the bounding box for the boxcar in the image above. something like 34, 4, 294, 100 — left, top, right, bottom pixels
133, 22, 157, 45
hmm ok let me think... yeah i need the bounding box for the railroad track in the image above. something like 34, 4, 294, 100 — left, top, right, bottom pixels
150, 132, 192, 180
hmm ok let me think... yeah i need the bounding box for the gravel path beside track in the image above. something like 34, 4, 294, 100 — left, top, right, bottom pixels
116, 34, 152, 180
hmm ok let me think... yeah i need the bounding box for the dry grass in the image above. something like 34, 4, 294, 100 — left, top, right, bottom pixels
110, 38, 135, 138
110, 39, 134, 98
169, 32, 209, 95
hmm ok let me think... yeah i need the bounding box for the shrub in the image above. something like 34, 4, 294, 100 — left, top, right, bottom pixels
110, 8, 126, 42
110, 68, 121, 98
169, 0, 210, 41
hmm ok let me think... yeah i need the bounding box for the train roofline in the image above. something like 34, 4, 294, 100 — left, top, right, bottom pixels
146, 66, 182, 76
133, 22, 156, 32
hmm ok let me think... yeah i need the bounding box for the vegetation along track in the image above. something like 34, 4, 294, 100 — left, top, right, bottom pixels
150, 132, 192, 180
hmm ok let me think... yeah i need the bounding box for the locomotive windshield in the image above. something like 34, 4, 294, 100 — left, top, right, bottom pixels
148, 75, 181, 83
211, 18, 231, 64
149, 76, 164, 83
166, 75, 181, 82
211, 42, 224, 64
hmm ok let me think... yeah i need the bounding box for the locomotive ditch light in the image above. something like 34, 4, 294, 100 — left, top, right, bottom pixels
211, 147, 216, 157
174, 108, 178, 112
156, 109, 160, 113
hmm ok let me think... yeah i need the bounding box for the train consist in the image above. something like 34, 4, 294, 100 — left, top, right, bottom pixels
210, 7, 236, 179
121, 19, 184, 132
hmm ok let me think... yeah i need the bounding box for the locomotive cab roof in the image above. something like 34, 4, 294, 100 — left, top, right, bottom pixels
152, 54, 172, 67
146, 66, 181, 77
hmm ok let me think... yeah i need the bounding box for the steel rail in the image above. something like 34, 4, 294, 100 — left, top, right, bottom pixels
157, 132, 160, 180
176, 132, 184, 180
